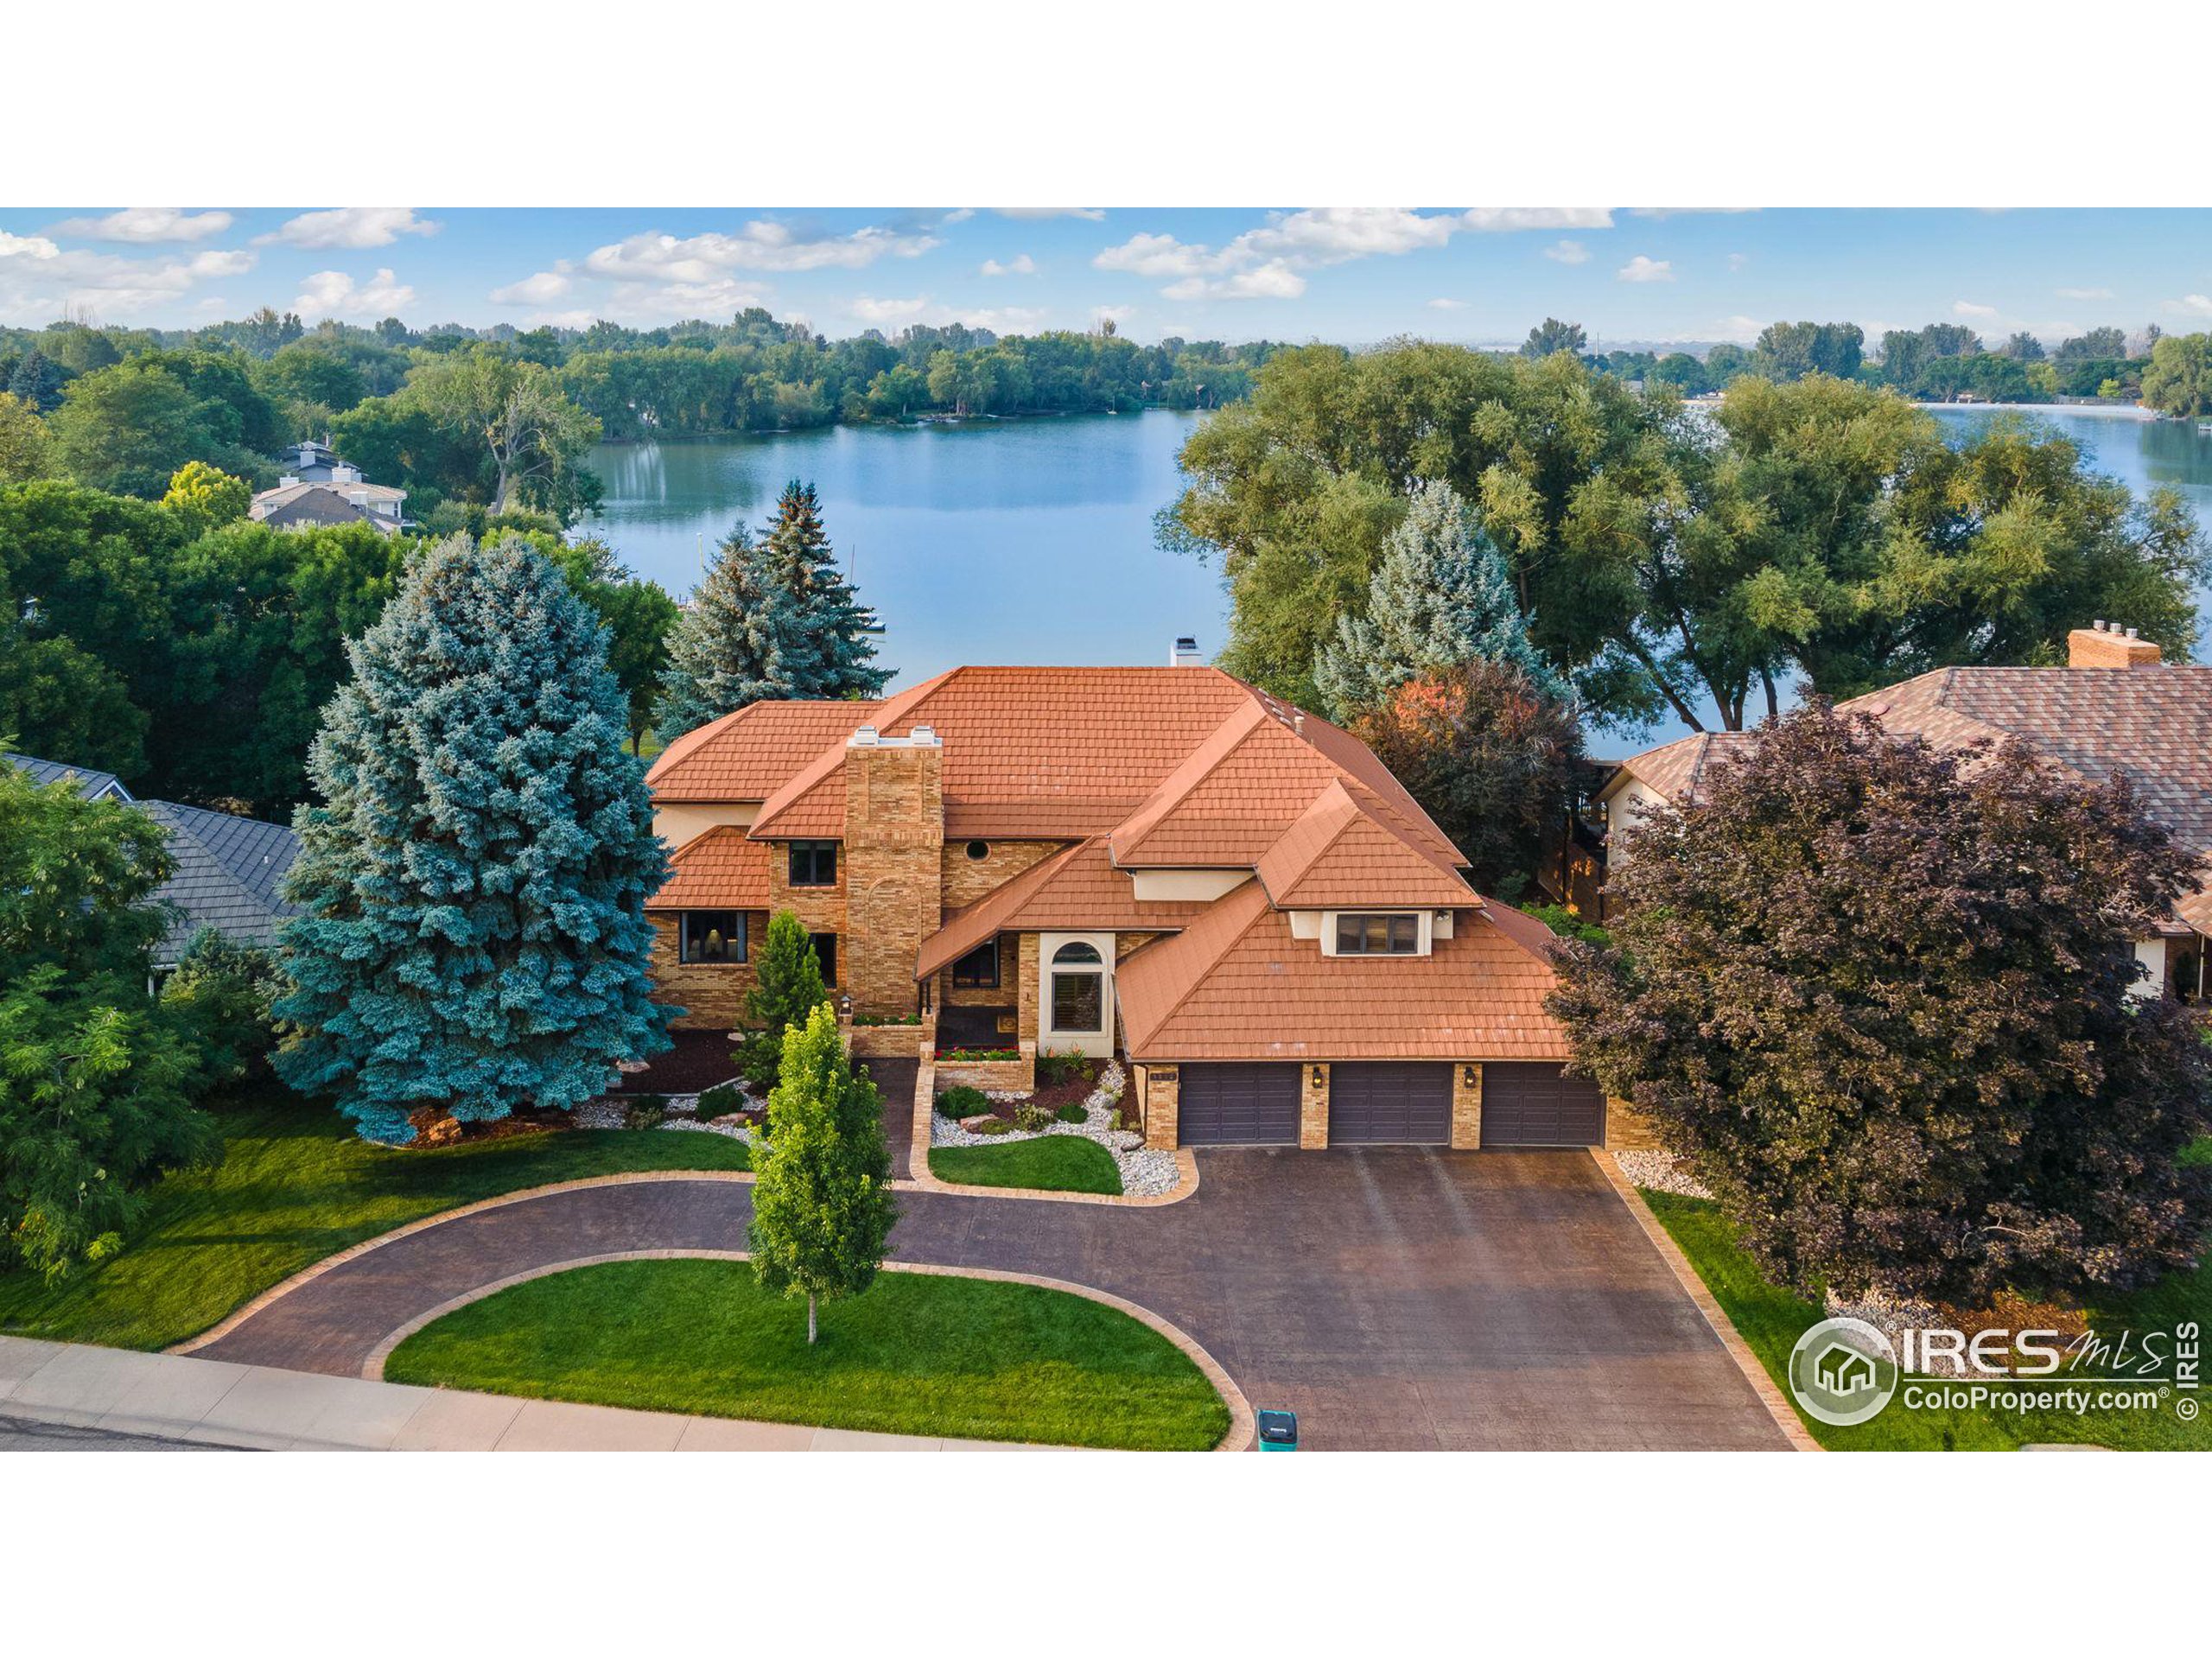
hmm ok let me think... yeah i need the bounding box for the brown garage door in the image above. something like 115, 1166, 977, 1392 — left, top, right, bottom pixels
1480, 1063, 1606, 1147
1178, 1063, 1300, 1146
1328, 1062, 1452, 1145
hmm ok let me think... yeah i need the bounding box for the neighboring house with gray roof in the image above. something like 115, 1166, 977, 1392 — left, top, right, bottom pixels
5, 753, 300, 970
3, 751, 132, 803
1589, 624, 2209, 1003
136, 798, 301, 968
249, 441, 409, 536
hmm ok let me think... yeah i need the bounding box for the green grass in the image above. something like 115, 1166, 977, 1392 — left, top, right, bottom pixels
1642, 1188, 2212, 1451
0, 1088, 749, 1352
930, 1135, 1123, 1195
385, 1257, 1229, 1449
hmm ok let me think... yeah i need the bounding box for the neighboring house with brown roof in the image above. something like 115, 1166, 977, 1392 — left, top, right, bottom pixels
1593, 624, 2210, 1003
248, 446, 408, 537
643, 657, 1612, 1152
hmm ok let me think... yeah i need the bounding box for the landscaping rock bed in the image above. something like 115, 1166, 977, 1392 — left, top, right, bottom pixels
572, 1074, 762, 1130
1618, 1148, 1713, 1199
932, 1060, 1182, 1197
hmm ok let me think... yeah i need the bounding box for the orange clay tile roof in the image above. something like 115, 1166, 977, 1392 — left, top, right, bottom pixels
914, 836, 1216, 981
1116, 880, 1570, 1062
646, 825, 772, 912
646, 698, 893, 802
1255, 779, 1476, 908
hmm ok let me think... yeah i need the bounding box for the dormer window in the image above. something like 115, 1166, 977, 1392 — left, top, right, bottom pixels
1335, 913, 1419, 956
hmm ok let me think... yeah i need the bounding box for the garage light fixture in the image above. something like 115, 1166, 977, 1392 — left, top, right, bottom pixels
1312, 1065, 1325, 1089
1462, 1065, 1478, 1088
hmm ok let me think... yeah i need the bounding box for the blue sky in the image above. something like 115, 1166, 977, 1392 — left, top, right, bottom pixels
4, 206, 2210, 346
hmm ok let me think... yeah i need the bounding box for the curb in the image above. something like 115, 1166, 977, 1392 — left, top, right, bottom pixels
1589, 1149, 1821, 1452
359, 1248, 1254, 1452
905, 1053, 1200, 1208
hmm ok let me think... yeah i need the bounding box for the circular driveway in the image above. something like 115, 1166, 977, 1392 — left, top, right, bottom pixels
191, 1145, 1787, 1451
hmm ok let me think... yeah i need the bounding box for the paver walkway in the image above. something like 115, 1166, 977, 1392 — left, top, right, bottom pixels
0, 1334, 1052, 1452
191, 1147, 1788, 1450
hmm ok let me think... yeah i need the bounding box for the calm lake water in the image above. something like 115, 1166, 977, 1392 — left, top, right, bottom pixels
588, 401, 2212, 719
587, 410, 1217, 688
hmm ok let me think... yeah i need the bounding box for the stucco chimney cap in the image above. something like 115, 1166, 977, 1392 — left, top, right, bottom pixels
850, 725, 880, 746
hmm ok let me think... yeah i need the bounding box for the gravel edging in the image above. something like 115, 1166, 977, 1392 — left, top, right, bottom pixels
931, 1062, 1182, 1198
1617, 1148, 1713, 1199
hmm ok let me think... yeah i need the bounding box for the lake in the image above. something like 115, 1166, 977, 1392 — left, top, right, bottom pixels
586, 410, 1218, 688
587, 401, 2212, 721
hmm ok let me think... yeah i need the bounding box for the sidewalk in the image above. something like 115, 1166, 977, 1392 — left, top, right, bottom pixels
0, 1335, 1059, 1452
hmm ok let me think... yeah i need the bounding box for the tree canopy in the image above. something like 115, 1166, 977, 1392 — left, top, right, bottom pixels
1550, 704, 2212, 1309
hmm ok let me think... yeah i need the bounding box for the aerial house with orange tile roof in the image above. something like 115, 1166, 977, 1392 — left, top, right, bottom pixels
643, 651, 1611, 1151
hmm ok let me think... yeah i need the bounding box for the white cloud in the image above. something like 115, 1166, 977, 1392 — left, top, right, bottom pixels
261, 207, 440, 250
293, 267, 415, 319
980, 254, 1038, 276
1427, 297, 1468, 310
941, 208, 976, 225
1712, 315, 1765, 343
1953, 300, 2000, 319
2164, 294, 2212, 317
1095, 207, 1610, 302
49, 207, 235, 243
1618, 255, 1674, 283
847, 294, 1048, 332
490, 264, 575, 306
1092, 304, 1135, 329
529, 309, 600, 331
1461, 207, 1613, 232
1543, 239, 1590, 265
995, 207, 1105, 220
586, 220, 938, 282
1162, 261, 1306, 302
0, 233, 254, 322
1728, 251, 1749, 272
2056, 286, 2114, 301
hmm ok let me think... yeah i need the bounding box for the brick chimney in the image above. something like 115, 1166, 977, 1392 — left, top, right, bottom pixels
2068, 620, 2163, 669
841, 727, 943, 1020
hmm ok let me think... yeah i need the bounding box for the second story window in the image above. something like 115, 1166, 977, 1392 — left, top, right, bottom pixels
788, 840, 838, 887
1335, 913, 1419, 956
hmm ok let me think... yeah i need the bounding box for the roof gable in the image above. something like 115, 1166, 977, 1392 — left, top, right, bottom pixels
1255, 779, 1474, 908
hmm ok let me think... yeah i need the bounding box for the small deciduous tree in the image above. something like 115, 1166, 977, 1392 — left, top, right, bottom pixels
0, 760, 219, 1279
1550, 703, 2212, 1310
160, 460, 252, 533
1348, 658, 1585, 898
0, 391, 54, 486
274, 533, 671, 1141
735, 910, 830, 1090
747, 1002, 897, 1343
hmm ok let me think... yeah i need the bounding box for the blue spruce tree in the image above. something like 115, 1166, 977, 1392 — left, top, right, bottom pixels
1313, 479, 1567, 720
758, 480, 892, 701
653, 524, 798, 738
275, 533, 673, 1142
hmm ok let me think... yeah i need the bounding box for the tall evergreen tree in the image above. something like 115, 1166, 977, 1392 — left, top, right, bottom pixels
734, 910, 831, 1090
747, 1002, 897, 1344
7, 348, 70, 414
274, 533, 671, 1142
652, 524, 796, 737
757, 480, 891, 701
1313, 480, 1564, 720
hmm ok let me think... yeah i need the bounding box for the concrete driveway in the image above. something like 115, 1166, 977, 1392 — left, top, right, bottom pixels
194, 1144, 1784, 1450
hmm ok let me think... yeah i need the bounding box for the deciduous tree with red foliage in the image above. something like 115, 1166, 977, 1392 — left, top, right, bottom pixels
1550, 703, 2212, 1309
1348, 658, 1583, 898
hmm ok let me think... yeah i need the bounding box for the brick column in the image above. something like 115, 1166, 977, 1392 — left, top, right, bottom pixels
1143, 1065, 1181, 1151
1451, 1062, 1483, 1149
1605, 1096, 1660, 1150
1300, 1063, 1330, 1148
840, 732, 942, 1021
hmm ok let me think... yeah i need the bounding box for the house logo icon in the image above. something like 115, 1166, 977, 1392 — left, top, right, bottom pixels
1787, 1317, 1899, 1427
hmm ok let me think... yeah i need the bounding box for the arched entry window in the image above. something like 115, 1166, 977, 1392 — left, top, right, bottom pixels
1051, 941, 1104, 1032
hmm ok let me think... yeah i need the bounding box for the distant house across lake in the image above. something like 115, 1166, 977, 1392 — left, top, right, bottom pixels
248, 439, 410, 536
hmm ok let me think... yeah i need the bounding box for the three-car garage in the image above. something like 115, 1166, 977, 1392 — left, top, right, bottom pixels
1167, 1060, 1606, 1149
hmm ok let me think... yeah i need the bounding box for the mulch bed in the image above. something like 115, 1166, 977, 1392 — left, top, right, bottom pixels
612, 1029, 745, 1094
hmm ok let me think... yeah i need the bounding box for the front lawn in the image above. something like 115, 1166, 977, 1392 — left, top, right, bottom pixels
0, 1087, 749, 1352
384, 1257, 1229, 1449
930, 1135, 1123, 1195
1642, 1189, 2211, 1451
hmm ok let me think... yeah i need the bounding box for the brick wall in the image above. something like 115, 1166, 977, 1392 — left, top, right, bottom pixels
649, 912, 761, 1031
840, 741, 942, 1020
1139, 1063, 1180, 1151
1300, 1063, 1329, 1148
1452, 1062, 1483, 1149
1605, 1096, 1662, 1150
939, 838, 1065, 908
767, 850, 846, 940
